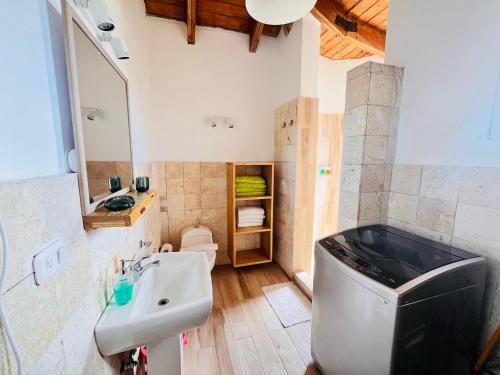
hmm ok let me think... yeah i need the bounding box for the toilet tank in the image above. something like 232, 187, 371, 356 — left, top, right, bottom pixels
180, 225, 213, 247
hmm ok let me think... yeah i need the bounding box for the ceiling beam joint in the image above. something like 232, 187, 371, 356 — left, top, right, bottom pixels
249, 21, 264, 53
312, 0, 385, 57
186, 0, 196, 44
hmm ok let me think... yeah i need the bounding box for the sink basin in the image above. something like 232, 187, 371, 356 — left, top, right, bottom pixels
95, 252, 212, 358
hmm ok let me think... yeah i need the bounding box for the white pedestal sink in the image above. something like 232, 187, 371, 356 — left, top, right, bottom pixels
95, 252, 213, 375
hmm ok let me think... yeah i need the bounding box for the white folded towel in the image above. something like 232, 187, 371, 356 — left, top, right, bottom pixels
238, 222, 265, 228
238, 219, 264, 225
238, 213, 265, 220
237, 207, 265, 215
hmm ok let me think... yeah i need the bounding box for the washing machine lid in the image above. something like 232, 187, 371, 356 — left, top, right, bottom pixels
319, 225, 478, 289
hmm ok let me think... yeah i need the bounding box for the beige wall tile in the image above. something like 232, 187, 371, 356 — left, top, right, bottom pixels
366, 105, 392, 136
453, 203, 500, 250
201, 162, 217, 178
167, 194, 185, 211
370, 62, 395, 76
337, 215, 357, 231
185, 194, 201, 209
183, 162, 200, 178
3, 275, 61, 371
347, 61, 371, 81
386, 136, 397, 164
359, 192, 384, 220
344, 105, 367, 137
169, 210, 189, 227
160, 212, 169, 243
165, 162, 184, 178
201, 208, 218, 225
364, 136, 387, 165
201, 177, 217, 193
345, 74, 370, 109
386, 218, 451, 245
420, 166, 461, 202
342, 136, 365, 164
341, 164, 362, 193
338, 190, 359, 220
187, 209, 202, 225
388, 192, 418, 224
216, 191, 227, 208
216, 163, 227, 178
201, 192, 217, 209
216, 208, 227, 224
361, 165, 386, 193
416, 197, 456, 235
166, 178, 184, 195
216, 177, 226, 192
184, 176, 201, 194
391, 164, 422, 195
168, 225, 182, 249
368, 73, 399, 107
460, 167, 500, 209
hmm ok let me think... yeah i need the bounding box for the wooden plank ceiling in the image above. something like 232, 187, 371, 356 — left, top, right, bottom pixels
144, 0, 387, 59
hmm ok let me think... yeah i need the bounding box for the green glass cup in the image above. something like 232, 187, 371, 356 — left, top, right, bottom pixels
136, 176, 150, 192
108, 176, 121, 193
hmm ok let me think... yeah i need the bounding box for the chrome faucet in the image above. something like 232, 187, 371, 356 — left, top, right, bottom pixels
123, 255, 160, 281
132, 255, 160, 281
134, 260, 160, 280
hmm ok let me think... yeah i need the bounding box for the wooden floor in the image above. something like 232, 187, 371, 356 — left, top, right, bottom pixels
183, 263, 320, 375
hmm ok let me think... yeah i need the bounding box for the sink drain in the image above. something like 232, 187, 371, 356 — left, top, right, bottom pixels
158, 298, 169, 306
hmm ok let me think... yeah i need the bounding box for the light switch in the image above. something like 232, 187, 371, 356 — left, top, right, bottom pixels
32, 239, 67, 285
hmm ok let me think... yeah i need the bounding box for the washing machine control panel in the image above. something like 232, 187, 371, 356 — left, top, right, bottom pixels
318, 236, 398, 288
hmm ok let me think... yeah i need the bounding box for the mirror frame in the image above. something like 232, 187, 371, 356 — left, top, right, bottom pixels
62, 0, 134, 216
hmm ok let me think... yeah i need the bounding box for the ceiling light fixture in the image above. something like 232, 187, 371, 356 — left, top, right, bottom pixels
245, 0, 317, 26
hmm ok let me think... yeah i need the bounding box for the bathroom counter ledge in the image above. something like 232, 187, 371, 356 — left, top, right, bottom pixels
83, 190, 158, 230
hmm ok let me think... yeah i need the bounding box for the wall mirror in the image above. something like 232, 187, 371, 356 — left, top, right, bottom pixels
62, 2, 133, 216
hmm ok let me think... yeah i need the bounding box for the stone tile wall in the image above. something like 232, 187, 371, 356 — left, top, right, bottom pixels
387, 164, 500, 347
338, 61, 403, 231
139, 162, 230, 265
0, 172, 161, 374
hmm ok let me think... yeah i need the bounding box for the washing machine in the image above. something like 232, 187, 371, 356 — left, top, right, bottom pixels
312, 224, 486, 375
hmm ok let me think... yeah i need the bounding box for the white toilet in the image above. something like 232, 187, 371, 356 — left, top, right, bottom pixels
162, 225, 217, 271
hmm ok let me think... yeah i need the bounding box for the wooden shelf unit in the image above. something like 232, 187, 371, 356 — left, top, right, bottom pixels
83, 190, 157, 230
227, 162, 274, 268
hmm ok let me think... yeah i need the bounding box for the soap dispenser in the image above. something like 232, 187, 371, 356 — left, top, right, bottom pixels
113, 257, 134, 306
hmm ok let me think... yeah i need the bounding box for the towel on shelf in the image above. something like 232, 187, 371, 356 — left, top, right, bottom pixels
236, 175, 267, 197
235, 182, 267, 189
238, 222, 265, 228
238, 218, 265, 225
238, 215, 266, 222
236, 176, 266, 184
238, 207, 265, 215
237, 207, 265, 227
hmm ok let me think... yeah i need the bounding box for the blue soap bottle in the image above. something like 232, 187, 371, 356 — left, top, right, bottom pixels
113, 258, 134, 306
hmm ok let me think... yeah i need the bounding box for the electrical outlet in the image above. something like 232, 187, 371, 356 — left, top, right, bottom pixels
32, 239, 67, 285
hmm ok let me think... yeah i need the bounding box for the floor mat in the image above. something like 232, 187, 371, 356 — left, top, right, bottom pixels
261, 282, 312, 328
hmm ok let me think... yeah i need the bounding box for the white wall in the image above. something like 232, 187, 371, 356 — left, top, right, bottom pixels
146, 16, 307, 162
0, 0, 68, 182
385, 0, 500, 167
318, 55, 383, 114
0, 0, 318, 180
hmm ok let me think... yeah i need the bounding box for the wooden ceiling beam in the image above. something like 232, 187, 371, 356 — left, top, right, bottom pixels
187, 0, 196, 44
249, 21, 264, 53
283, 23, 293, 37
312, 0, 385, 57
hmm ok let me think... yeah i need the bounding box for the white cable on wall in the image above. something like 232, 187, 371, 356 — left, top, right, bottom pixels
0, 213, 23, 375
